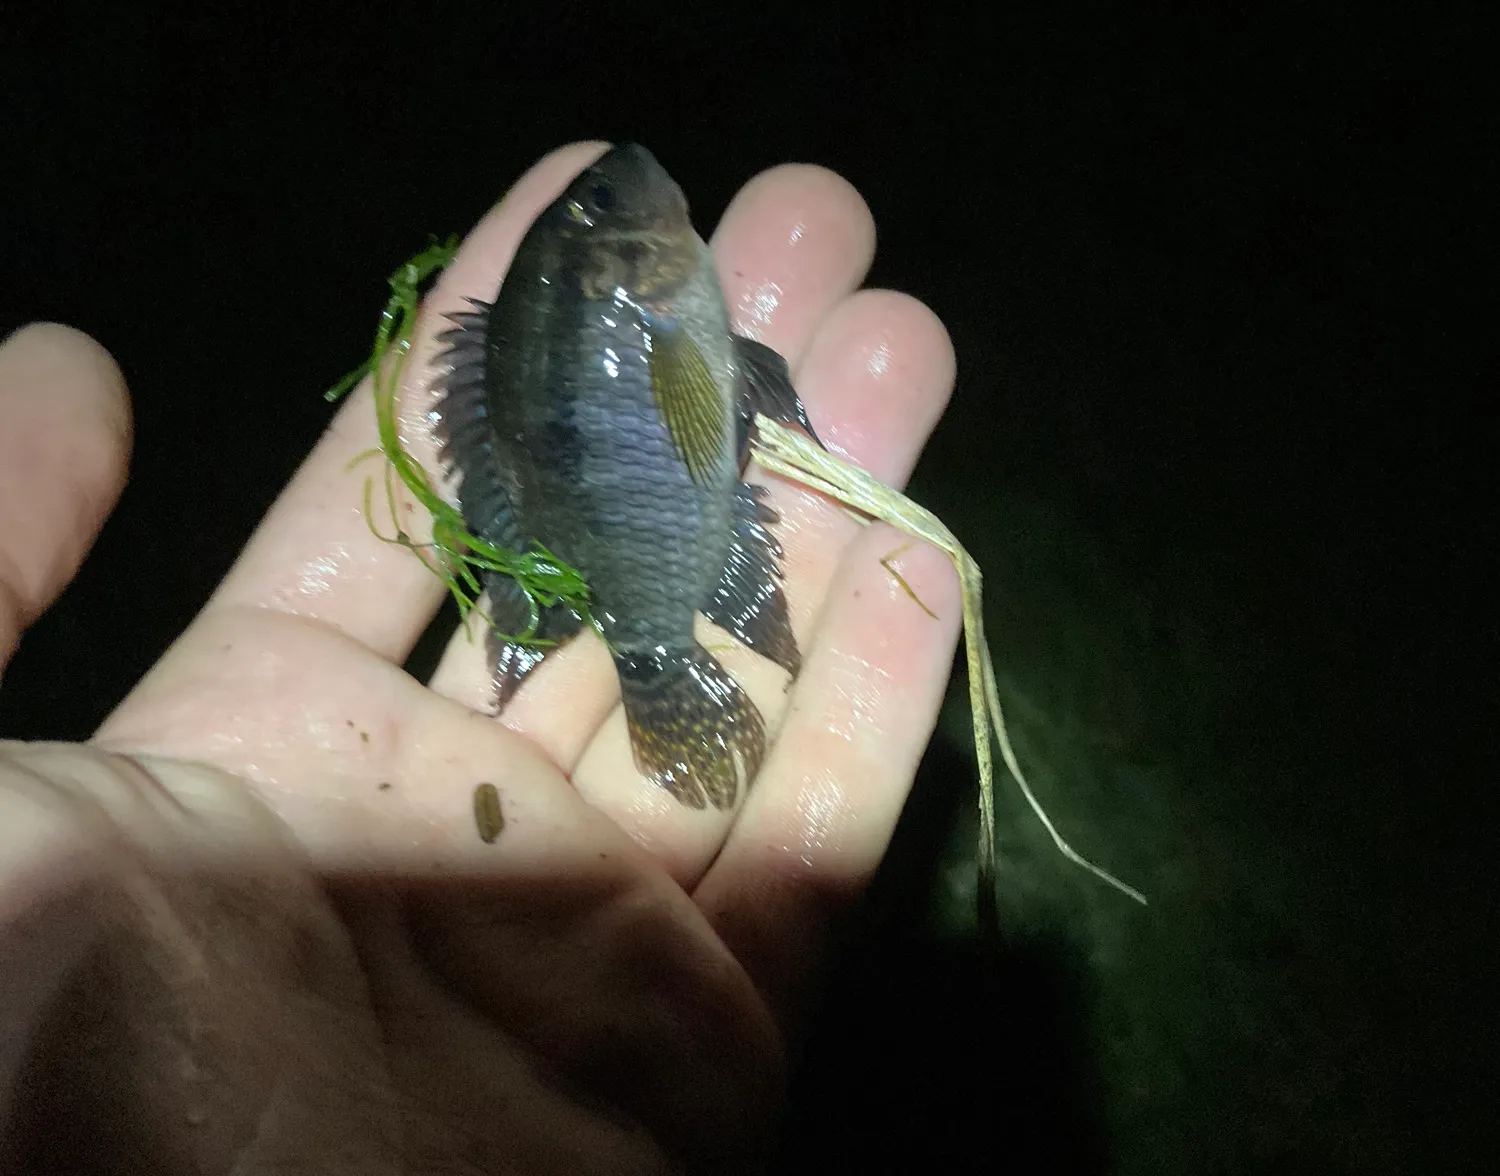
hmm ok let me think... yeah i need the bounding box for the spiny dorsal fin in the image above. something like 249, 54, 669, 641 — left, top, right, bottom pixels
648, 320, 725, 487
432, 297, 515, 539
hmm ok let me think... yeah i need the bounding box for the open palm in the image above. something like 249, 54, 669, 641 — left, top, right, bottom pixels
1, 143, 958, 1173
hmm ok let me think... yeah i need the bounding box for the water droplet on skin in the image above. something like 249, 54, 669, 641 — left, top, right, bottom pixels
815, 649, 892, 744
295, 551, 344, 597
736, 281, 783, 337
790, 768, 854, 860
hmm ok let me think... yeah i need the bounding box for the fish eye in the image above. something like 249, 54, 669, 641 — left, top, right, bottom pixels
586, 181, 617, 214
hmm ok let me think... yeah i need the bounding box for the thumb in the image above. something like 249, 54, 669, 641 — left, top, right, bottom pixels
0, 324, 131, 672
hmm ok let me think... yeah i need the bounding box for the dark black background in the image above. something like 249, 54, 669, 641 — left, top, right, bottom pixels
1, 7, 1490, 1173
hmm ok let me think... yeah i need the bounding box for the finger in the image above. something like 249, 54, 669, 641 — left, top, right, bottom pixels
694, 527, 962, 1025
425, 166, 878, 768
194, 142, 609, 663
0, 324, 131, 671
712, 163, 877, 368
748, 288, 957, 638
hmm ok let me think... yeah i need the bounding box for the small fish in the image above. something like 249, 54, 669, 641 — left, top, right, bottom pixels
434, 143, 824, 810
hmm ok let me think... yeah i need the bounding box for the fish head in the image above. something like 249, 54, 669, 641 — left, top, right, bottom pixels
546, 143, 700, 305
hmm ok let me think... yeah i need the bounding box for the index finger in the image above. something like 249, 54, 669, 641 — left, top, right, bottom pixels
196, 143, 609, 663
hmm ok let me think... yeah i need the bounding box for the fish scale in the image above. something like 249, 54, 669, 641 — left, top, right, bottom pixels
573, 395, 723, 639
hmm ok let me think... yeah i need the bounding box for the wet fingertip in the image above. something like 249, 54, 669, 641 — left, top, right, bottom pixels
788, 289, 957, 486
808, 288, 956, 399
716, 163, 876, 263
863, 289, 958, 410
730, 163, 873, 225
530, 139, 612, 169
492, 141, 610, 214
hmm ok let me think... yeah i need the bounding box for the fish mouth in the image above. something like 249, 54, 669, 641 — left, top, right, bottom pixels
600, 141, 664, 171
597, 142, 674, 188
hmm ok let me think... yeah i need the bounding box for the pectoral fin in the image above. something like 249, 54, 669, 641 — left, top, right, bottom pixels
648, 320, 726, 487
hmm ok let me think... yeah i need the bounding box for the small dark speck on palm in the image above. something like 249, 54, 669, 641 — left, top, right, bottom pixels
473, 782, 504, 843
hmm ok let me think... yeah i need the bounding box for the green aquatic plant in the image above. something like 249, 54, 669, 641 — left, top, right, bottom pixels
325, 237, 593, 646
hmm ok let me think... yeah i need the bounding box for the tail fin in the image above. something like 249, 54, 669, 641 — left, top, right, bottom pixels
615, 644, 767, 810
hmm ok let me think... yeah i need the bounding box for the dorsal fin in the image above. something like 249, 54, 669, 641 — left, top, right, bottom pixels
432, 297, 513, 538
732, 334, 824, 468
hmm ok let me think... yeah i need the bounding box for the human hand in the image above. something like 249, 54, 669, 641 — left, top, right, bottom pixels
1, 143, 959, 1173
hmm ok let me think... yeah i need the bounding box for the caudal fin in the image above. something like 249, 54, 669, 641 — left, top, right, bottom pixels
615, 644, 767, 810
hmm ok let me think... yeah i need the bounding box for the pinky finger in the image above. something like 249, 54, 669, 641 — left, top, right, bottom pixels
691, 523, 961, 1026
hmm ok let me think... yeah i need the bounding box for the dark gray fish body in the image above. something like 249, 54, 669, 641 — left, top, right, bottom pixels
504, 244, 737, 650
435, 144, 823, 809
